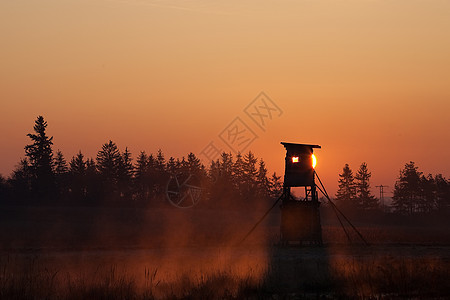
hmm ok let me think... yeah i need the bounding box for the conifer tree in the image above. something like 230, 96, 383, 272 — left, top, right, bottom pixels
70, 152, 86, 174
24, 116, 55, 200
85, 158, 101, 202
117, 147, 133, 200
69, 152, 87, 200
186, 152, 204, 177
420, 174, 436, 214
355, 162, 378, 211
208, 159, 220, 182
147, 154, 156, 174
134, 151, 149, 201
392, 161, 422, 215
156, 149, 166, 173
219, 152, 233, 182
233, 152, 245, 196
153, 149, 167, 196
243, 152, 258, 181
257, 159, 270, 199
54, 150, 69, 199
54, 150, 68, 175
146, 154, 158, 198
335, 164, 357, 211
166, 157, 178, 174
242, 151, 258, 201
96, 140, 121, 199
269, 172, 283, 199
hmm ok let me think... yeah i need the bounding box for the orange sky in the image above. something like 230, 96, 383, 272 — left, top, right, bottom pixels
1, 0, 449, 196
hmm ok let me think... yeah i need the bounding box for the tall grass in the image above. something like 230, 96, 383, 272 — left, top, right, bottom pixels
0, 255, 266, 299
1, 248, 449, 299
329, 255, 450, 298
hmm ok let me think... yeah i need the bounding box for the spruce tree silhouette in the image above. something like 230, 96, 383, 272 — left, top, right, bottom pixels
96, 140, 121, 201
269, 172, 283, 199
166, 156, 178, 174
242, 151, 258, 203
134, 151, 150, 202
393, 161, 422, 215
24, 116, 55, 202
186, 152, 205, 178
54, 150, 69, 200
335, 164, 357, 212
69, 152, 87, 201
355, 162, 378, 211
154, 149, 167, 197
233, 152, 245, 200
117, 147, 134, 200
257, 160, 269, 197
420, 174, 437, 214
146, 154, 158, 201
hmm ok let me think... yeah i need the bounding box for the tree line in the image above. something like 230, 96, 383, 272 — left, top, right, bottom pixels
0, 116, 448, 215
334, 161, 450, 216
0, 116, 282, 208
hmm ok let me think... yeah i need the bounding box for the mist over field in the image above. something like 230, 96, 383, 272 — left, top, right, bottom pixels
1, 200, 450, 298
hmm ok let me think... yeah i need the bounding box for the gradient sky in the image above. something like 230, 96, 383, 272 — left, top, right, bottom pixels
1, 0, 449, 196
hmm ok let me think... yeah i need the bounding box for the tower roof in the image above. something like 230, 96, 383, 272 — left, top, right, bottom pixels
281, 142, 321, 152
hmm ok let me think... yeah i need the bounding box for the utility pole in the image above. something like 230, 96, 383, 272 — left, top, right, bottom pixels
376, 185, 389, 212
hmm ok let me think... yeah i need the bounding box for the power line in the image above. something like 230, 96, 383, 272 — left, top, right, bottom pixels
376, 185, 389, 211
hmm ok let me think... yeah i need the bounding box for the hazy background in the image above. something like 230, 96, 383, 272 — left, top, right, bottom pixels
1, 0, 449, 195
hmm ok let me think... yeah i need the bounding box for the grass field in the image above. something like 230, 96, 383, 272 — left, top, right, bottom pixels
1, 206, 449, 299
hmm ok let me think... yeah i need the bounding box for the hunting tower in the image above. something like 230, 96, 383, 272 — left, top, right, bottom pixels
280, 142, 322, 245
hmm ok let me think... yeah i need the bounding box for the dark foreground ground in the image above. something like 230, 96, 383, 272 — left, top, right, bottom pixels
1, 206, 449, 299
